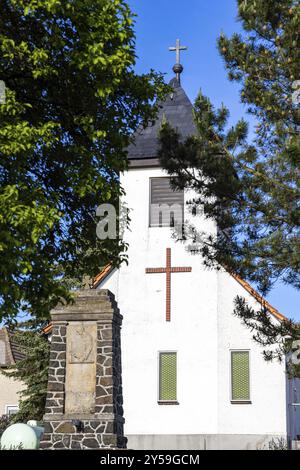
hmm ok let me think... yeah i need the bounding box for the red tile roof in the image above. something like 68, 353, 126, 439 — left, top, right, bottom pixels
0, 328, 26, 366
229, 270, 287, 322
92, 264, 113, 289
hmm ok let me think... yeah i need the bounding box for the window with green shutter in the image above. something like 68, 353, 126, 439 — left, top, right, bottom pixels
159, 352, 177, 402
231, 351, 250, 402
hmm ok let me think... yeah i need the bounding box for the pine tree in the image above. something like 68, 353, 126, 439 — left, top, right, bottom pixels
159, 0, 300, 371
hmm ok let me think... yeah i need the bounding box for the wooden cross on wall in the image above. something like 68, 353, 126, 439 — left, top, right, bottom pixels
146, 248, 192, 322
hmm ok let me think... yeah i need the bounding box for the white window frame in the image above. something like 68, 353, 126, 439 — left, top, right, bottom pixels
5, 404, 19, 416
230, 349, 252, 404
157, 350, 179, 404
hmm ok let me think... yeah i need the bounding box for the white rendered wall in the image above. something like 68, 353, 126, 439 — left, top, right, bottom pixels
217, 270, 287, 436
100, 167, 288, 439
0, 373, 23, 415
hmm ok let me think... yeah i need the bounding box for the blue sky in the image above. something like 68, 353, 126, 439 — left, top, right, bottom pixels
128, 0, 299, 320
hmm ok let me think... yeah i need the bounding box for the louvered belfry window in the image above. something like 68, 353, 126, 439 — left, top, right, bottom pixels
150, 177, 184, 227
231, 351, 250, 401
159, 352, 177, 402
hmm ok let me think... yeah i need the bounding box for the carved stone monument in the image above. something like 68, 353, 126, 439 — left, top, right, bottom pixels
40, 289, 126, 449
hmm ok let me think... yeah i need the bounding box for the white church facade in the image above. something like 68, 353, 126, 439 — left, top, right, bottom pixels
92, 65, 300, 450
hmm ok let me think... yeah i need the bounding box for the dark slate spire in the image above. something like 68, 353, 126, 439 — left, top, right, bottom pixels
128, 77, 196, 168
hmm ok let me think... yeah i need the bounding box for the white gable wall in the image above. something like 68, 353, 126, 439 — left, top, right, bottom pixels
217, 270, 286, 435
99, 166, 289, 449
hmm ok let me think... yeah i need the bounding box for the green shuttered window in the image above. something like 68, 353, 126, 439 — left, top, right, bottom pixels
159, 352, 177, 401
231, 351, 250, 401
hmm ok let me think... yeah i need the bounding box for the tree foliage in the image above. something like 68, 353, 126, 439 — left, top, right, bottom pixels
217, 0, 300, 292
0, 0, 166, 323
0, 414, 12, 437
160, 0, 299, 293
233, 296, 300, 376
1, 329, 50, 422
159, 0, 299, 369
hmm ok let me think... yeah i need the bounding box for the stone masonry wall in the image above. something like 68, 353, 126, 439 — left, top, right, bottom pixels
40, 290, 126, 449
44, 323, 66, 415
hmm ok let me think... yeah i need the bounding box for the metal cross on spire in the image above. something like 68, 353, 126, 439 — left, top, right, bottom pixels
169, 39, 187, 83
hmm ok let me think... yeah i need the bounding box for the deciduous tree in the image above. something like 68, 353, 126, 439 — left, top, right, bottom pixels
0, 0, 166, 323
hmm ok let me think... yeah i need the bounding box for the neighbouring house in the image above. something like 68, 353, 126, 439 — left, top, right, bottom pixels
0, 327, 25, 417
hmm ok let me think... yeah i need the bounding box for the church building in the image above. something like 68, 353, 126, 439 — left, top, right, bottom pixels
92, 42, 300, 450
41, 41, 300, 451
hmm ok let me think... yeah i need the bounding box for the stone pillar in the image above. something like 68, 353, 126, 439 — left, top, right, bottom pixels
40, 289, 126, 450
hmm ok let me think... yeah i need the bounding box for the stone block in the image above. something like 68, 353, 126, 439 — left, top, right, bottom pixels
56, 422, 76, 434
41, 289, 125, 450
48, 382, 64, 392
82, 438, 99, 449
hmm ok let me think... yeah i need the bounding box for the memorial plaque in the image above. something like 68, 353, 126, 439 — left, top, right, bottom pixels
65, 322, 97, 414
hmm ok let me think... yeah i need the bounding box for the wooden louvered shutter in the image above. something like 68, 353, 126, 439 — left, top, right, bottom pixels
159, 352, 177, 401
150, 178, 184, 227
231, 351, 250, 401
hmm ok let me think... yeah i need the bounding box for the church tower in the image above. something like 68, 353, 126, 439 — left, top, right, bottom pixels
95, 41, 293, 450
